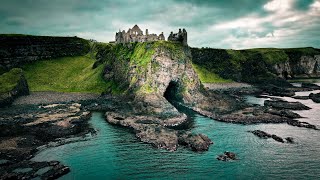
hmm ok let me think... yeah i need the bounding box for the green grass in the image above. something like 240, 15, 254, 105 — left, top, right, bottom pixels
192, 63, 233, 83
23, 55, 107, 94
0, 68, 23, 93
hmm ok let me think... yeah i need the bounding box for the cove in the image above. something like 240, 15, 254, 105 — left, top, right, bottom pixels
32, 96, 320, 179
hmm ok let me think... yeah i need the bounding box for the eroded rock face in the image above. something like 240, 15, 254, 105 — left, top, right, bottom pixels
272, 55, 320, 78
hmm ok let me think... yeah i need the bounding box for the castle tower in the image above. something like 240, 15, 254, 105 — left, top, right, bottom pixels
146, 29, 149, 36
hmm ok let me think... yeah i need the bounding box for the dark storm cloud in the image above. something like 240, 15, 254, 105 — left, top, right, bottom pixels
0, 0, 319, 49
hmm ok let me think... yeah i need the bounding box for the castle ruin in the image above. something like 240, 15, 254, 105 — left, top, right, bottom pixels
115, 25, 165, 44
168, 28, 187, 46
115, 25, 188, 46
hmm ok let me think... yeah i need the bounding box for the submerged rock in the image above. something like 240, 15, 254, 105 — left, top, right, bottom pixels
217, 151, 237, 161
250, 130, 284, 143
287, 120, 318, 130
285, 137, 294, 143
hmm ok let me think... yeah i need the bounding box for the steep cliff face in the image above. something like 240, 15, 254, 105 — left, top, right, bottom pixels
0, 68, 29, 107
0, 35, 90, 71
191, 47, 320, 84
96, 41, 235, 118
271, 55, 320, 78
96, 42, 204, 116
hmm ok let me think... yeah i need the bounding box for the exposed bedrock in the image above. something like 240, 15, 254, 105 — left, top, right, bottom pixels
98, 42, 240, 125
0, 35, 90, 70
105, 112, 212, 152
264, 100, 311, 110
272, 55, 320, 78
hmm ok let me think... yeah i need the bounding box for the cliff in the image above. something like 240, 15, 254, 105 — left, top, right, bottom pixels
191, 47, 320, 85
0, 68, 29, 107
0, 34, 90, 71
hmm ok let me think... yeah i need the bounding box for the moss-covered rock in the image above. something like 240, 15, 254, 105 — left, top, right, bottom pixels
0, 68, 29, 107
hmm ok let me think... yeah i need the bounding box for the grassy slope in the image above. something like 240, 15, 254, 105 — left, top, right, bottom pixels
0, 68, 23, 93
23, 55, 107, 94
192, 63, 232, 83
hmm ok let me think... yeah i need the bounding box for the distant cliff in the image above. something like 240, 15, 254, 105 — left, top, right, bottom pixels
0, 35, 90, 71
191, 47, 320, 85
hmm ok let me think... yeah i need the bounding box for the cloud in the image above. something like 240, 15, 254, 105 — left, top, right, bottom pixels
0, 0, 319, 49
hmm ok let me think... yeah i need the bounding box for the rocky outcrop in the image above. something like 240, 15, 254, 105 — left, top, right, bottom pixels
105, 111, 213, 152
264, 100, 311, 110
0, 35, 90, 70
0, 102, 92, 179
249, 130, 295, 143
309, 93, 320, 103
0, 68, 29, 107
217, 151, 237, 161
272, 55, 320, 78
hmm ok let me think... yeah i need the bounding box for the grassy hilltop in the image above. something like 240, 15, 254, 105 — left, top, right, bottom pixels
1, 34, 320, 96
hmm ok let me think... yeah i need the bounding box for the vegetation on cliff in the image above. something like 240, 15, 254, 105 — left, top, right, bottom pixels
95, 41, 189, 94
192, 63, 232, 83
23, 55, 107, 93
0, 68, 24, 93
191, 47, 320, 84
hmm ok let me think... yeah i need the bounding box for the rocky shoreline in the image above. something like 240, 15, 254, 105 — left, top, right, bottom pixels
0, 102, 93, 180
1, 81, 320, 179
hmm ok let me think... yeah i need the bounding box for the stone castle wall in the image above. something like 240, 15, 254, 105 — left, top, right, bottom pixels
115, 25, 187, 45
0, 35, 90, 70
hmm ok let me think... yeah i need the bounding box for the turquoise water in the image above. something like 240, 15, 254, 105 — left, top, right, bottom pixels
33, 91, 320, 179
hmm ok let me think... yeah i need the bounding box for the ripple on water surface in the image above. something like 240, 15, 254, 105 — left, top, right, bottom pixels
33, 86, 320, 179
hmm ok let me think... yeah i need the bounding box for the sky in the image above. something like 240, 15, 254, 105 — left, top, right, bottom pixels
0, 0, 319, 49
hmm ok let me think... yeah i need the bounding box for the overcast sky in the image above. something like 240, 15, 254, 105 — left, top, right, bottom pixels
1, 0, 319, 49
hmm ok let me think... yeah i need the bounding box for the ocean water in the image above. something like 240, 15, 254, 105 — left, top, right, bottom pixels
32, 83, 320, 180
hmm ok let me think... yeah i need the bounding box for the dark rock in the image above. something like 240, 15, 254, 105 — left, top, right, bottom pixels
178, 133, 213, 152
217, 151, 237, 161
264, 100, 311, 110
301, 82, 320, 90
250, 130, 272, 138
250, 130, 286, 143
292, 96, 309, 100
285, 137, 294, 143
271, 134, 284, 143
263, 86, 295, 97
309, 93, 320, 103
264, 108, 302, 119
42, 165, 70, 180
287, 120, 318, 130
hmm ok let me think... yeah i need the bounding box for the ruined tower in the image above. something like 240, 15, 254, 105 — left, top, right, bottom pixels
168, 28, 188, 46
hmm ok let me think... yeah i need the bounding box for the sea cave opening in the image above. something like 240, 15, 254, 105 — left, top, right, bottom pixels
163, 81, 196, 130
164, 81, 182, 104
